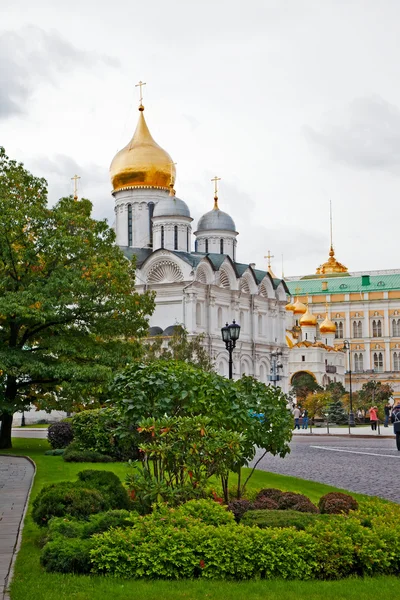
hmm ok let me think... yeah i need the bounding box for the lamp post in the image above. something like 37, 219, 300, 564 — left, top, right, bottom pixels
343, 340, 355, 427
270, 350, 283, 386
221, 320, 241, 380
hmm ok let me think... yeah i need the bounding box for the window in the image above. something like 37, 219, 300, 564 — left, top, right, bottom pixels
335, 321, 343, 338
353, 321, 362, 338
187, 227, 189, 252
354, 353, 363, 372
373, 352, 384, 372
194, 239, 198, 252
174, 226, 178, 250
205, 239, 209, 254
148, 202, 154, 247
394, 352, 400, 371
258, 314, 262, 336
393, 319, 400, 337
220, 238, 224, 254
259, 365, 265, 382
372, 319, 382, 337
127, 204, 132, 246
217, 307, 223, 328
301, 355, 305, 362
315, 323, 321, 340
233, 242, 236, 261
196, 302, 201, 326
161, 226, 164, 249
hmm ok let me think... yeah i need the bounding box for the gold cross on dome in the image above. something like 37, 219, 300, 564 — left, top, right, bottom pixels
264, 250, 274, 268
211, 176, 221, 198
71, 174, 81, 200
294, 285, 302, 296
135, 80, 146, 105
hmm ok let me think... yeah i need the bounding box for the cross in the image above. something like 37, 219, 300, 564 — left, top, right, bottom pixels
294, 285, 302, 296
135, 80, 146, 105
71, 174, 80, 200
264, 250, 274, 268
211, 176, 221, 198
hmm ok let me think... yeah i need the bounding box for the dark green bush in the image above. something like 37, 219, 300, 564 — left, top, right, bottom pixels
319, 492, 359, 515
228, 499, 253, 522
63, 442, 113, 463
278, 492, 318, 513
77, 470, 131, 510
44, 449, 65, 456
32, 482, 107, 526
47, 422, 74, 449
242, 509, 324, 530
178, 499, 234, 526
48, 510, 135, 541
255, 488, 283, 502
47, 516, 86, 540
41, 537, 94, 573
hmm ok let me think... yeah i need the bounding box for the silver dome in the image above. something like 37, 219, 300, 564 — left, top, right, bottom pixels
197, 209, 236, 232
153, 196, 191, 218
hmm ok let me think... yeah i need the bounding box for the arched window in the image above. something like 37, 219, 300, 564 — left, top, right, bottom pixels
394, 352, 400, 371
259, 365, 265, 382
174, 226, 178, 250
205, 239, 209, 254
217, 307, 223, 328
258, 314, 263, 336
194, 239, 198, 252
393, 319, 400, 337
127, 204, 132, 246
373, 319, 382, 337
335, 321, 343, 338
148, 202, 154, 247
186, 227, 189, 252
353, 320, 362, 338
373, 352, 384, 372
219, 361, 225, 376
220, 238, 224, 254
196, 302, 202, 327
354, 353, 363, 372
161, 226, 164, 249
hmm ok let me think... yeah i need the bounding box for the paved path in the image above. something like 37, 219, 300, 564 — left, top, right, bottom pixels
0, 456, 35, 600
253, 436, 400, 503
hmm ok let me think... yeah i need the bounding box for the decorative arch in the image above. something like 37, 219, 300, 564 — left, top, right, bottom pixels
239, 278, 251, 294
147, 260, 184, 284
259, 276, 275, 299
275, 282, 288, 302
290, 370, 317, 385
218, 258, 237, 290
195, 260, 214, 285
240, 356, 253, 376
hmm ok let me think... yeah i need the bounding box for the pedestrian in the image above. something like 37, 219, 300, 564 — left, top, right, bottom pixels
293, 405, 301, 430
369, 405, 378, 431
302, 409, 309, 430
391, 400, 400, 451
384, 402, 391, 427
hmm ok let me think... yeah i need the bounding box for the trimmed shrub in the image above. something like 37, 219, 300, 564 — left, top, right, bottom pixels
242, 509, 324, 530
319, 492, 359, 515
63, 442, 113, 463
32, 482, 107, 526
178, 499, 234, 526
255, 488, 283, 502
77, 470, 131, 510
48, 510, 136, 541
47, 516, 86, 540
278, 492, 318, 513
252, 497, 279, 511
47, 422, 74, 449
44, 449, 65, 456
41, 537, 94, 573
228, 499, 252, 522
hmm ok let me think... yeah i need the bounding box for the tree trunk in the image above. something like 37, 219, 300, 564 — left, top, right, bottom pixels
0, 412, 13, 449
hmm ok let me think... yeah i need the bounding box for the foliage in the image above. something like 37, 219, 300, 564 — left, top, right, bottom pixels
228, 499, 253, 522
326, 398, 348, 424
0, 148, 155, 448
143, 325, 214, 371
32, 482, 107, 526
277, 492, 319, 513
252, 497, 279, 510
290, 373, 321, 402
71, 407, 139, 461
318, 492, 359, 515
47, 510, 136, 541
303, 391, 332, 420
241, 509, 324, 530
63, 443, 113, 463
177, 499, 234, 527
255, 488, 284, 502
44, 448, 65, 456
77, 470, 131, 510
358, 381, 394, 414
47, 422, 74, 449
41, 537, 94, 573
126, 415, 244, 510
113, 362, 292, 499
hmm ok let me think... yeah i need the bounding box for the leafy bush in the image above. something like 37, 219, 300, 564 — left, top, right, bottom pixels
277, 492, 319, 513
255, 488, 284, 502
63, 442, 113, 463
242, 509, 324, 530
228, 499, 253, 522
252, 497, 279, 510
77, 470, 131, 510
178, 499, 234, 526
47, 422, 74, 449
44, 449, 65, 456
48, 510, 136, 541
319, 492, 359, 515
41, 537, 94, 573
32, 482, 107, 526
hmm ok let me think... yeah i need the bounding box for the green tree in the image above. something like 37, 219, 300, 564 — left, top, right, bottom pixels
326, 397, 348, 424
0, 148, 155, 448
290, 372, 321, 402
358, 381, 393, 415
303, 391, 331, 421
143, 325, 214, 371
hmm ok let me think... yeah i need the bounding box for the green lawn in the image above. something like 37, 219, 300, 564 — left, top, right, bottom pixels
1, 438, 398, 600
14, 424, 49, 428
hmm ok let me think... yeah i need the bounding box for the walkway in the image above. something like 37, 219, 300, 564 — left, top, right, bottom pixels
0, 456, 35, 600
293, 425, 395, 437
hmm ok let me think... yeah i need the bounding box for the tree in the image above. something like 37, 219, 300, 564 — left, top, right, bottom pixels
303, 391, 331, 421
143, 325, 214, 371
326, 397, 348, 424
0, 148, 155, 448
358, 381, 393, 415
290, 372, 321, 402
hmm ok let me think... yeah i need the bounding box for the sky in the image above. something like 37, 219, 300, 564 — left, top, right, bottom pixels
1, 0, 400, 277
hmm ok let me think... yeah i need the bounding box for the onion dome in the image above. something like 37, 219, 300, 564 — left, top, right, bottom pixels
292, 298, 307, 315
319, 314, 336, 334
285, 301, 295, 311
316, 245, 348, 276
153, 195, 191, 218
110, 105, 175, 193
197, 197, 236, 232
300, 307, 317, 327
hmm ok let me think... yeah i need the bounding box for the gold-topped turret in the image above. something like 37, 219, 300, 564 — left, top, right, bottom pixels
300, 306, 317, 327
292, 297, 307, 315
316, 201, 348, 276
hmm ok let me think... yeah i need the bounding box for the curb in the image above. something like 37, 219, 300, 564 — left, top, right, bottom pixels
2, 455, 36, 600
293, 433, 395, 439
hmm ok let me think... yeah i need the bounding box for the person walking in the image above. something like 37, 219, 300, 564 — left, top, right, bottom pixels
391, 400, 400, 451
369, 405, 378, 431
302, 409, 309, 430
293, 406, 301, 430
384, 402, 391, 427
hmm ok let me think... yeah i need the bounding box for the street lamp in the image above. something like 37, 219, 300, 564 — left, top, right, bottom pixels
343, 340, 356, 427
221, 319, 241, 380
270, 350, 283, 386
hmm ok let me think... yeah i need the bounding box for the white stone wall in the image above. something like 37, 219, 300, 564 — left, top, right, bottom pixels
195, 231, 237, 261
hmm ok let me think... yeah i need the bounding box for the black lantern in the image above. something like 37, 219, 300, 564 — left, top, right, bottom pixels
221, 319, 241, 379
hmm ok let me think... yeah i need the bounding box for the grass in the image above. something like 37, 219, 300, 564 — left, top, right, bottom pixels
14, 424, 49, 428
1, 438, 398, 600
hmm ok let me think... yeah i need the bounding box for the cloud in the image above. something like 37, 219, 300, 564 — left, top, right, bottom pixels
0, 26, 119, 119
305, 96, 400, 172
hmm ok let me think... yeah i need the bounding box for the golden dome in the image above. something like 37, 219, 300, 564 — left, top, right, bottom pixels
299, 307, 317, 327
319, 314, 336, 334
110, 106, 176, 193
285, 301, 295, 311
316, 246, 348, 276
293, 298, 307, 315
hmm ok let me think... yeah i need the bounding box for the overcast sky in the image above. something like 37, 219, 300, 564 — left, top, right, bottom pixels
2, 0, 400, 276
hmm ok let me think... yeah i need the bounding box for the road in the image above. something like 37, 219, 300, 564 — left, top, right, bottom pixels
253, 436, 400, 503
